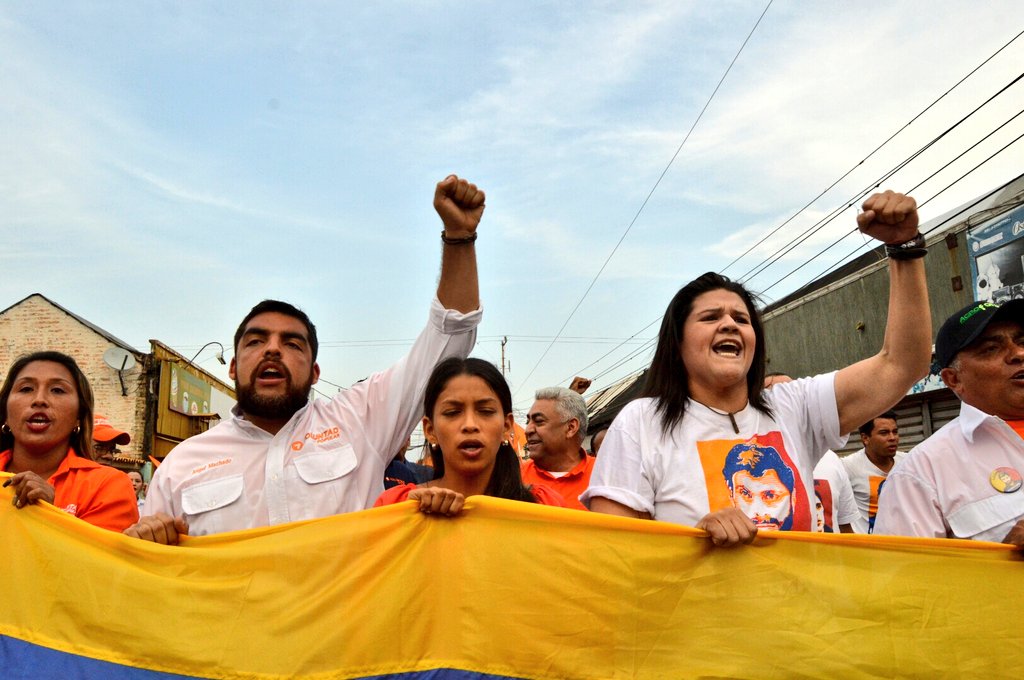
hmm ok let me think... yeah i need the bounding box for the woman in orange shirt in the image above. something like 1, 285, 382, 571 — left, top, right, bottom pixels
375, 357, 562, 513
0, 351, 138, 531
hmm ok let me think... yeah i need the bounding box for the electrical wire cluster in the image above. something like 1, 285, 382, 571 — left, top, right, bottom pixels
529, 28, 1024, 409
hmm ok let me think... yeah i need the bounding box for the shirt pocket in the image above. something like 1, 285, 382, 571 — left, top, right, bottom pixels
947, 492, 1024, 542
180, 475, 248, 536
287, 444, 360, 519
293, 445, 358, 484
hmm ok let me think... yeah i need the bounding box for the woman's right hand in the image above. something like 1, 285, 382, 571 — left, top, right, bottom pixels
4, 471, 56, 509
696, 508, 757, 547
408, 487, 465, 516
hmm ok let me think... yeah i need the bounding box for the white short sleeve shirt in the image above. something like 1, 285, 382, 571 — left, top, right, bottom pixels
813, 450, 859, 532
582, 372, 845, 530
842, 448, 905, 534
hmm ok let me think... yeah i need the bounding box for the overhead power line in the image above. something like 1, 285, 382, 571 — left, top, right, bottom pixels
760, 129, 1024, 297
590, 337, 657, 382
556, 317, 663, 385
570, 153, 1024, 403
537, 24, 1024, 401
560, 93, 1023, 394
739, 70, 1024, 287
721, 26, 1024, 277
511, 0, 774, 398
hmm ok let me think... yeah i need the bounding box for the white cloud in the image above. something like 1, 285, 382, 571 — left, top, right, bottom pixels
1, 1, 1022, 401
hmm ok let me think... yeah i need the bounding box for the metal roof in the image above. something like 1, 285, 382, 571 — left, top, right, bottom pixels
763, 172, 1024, 314
586, 368, 647, 430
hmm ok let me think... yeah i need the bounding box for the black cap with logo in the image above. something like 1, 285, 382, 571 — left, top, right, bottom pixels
934, 299, 1024, 369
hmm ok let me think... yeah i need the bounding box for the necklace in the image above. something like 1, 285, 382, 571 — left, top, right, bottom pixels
696, 401, 743, 434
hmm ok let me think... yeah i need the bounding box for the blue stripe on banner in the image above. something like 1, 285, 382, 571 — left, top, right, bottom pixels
0, 635, 196, 679
0, 635, 527, 680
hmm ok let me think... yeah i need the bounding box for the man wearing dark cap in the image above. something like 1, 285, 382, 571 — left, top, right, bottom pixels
875, 300, 1024, 543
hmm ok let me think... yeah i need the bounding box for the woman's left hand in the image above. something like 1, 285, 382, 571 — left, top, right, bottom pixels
4, 471, 56, 509
408, 487, 466, 516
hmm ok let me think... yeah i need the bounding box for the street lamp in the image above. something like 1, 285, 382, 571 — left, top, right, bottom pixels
188, 341, 227, 367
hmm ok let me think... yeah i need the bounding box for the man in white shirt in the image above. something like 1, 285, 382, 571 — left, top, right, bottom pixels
842, 411, 903, 533
875, 299, 1024, 543
126, 175, 486, 543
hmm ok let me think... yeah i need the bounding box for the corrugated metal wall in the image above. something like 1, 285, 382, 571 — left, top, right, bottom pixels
762, 231, 973, 379
835, 389, 961, 456
761, 227, 974, 460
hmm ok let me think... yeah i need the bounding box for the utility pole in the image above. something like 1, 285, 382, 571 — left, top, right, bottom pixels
500, 336, 508, 376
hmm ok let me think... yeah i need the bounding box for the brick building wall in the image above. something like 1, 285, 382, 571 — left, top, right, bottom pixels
0, 295, 148, 461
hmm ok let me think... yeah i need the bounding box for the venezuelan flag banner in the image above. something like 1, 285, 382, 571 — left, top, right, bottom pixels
1, 483, 1021, 679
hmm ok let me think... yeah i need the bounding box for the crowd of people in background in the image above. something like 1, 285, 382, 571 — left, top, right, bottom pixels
3, 178, 1024, 550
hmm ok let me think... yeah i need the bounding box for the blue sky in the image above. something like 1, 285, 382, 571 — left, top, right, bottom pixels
2, 1, 1022, 416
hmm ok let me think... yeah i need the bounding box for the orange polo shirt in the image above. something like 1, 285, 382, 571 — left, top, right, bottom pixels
1, 449, 139, 532
520, 451, 596, 510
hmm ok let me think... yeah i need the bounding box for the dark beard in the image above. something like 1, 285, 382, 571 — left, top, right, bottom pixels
236, 381, 311, 421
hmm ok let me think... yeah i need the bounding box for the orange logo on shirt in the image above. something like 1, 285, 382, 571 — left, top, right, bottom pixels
304, 426, 341, 444
291, 441, 304, 451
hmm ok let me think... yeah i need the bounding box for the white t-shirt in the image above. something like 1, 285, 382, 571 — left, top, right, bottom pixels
144, 298, 480, 536
582, 372, 844, 530
842, 448, 905, 534
813, 450, 859, 533
874, 402, 1024, 542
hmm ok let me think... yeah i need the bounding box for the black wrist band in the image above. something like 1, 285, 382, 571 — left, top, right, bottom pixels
441, 230, 478, 245
885, 232, 927, 260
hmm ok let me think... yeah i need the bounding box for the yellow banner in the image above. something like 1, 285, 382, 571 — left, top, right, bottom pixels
1, 478, 1021, 679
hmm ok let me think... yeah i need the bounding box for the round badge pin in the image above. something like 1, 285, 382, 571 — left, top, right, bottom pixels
990, 467, 1022, 493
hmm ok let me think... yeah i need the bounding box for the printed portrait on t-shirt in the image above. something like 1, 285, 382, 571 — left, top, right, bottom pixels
868, 475, 886, 534
814, 479, 835, 533
697, 432, 812, 531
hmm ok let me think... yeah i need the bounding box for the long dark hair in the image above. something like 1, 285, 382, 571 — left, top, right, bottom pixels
0, 351, 96, 459
423, 357, 536, 503
643, 272, 771, 433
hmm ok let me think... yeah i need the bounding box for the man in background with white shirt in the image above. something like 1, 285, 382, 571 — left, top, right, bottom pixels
843, 411, 903, 533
